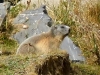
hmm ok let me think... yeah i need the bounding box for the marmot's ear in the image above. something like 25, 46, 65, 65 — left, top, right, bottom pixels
51, 25, 57, 36
51, 25, 57, 30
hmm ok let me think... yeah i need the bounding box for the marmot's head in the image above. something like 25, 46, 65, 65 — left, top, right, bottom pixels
51, 25, 70, 38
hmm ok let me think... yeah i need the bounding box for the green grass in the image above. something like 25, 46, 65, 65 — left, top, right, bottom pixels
0, 55, 100, 75
9, 4, 25, 18
0, 55, 29, 75
71, 63, 100, 75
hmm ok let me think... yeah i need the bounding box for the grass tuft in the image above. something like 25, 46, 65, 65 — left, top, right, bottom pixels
48, 0, 100, 65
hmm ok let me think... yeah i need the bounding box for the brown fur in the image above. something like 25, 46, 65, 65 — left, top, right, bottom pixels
34, 32, 63, 53
16, 25, 70, 55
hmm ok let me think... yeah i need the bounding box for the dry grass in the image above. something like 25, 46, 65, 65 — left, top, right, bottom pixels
47, 0, 100, 65
71, 63, 100, 75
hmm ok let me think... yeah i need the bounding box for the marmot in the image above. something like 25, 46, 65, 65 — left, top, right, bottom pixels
16, 25, 70, 55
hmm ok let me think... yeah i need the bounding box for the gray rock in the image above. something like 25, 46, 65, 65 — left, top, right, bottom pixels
12, 5, 85, 62
12, 5, 52, 43
60, 36, 85, 62
0, 2, 11, 27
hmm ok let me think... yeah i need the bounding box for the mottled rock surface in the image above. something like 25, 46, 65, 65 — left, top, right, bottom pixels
12, 5, 52, 43
0, 2, 10, 27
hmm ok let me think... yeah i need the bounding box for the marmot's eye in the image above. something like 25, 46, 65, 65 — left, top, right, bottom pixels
54, 26, 57, 29
61, 26, 64, 28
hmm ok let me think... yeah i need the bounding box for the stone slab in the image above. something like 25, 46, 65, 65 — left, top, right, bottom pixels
0, 2, 10, 27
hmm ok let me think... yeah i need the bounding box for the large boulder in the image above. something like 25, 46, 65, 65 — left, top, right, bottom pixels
12, 5, 52, 43
0, 2, 10, 27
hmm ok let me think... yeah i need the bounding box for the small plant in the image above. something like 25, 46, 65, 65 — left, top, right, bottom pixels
0, 33, 17, 54
52, 0, 75, 26
9, 4, 25, 18
0, 16, 17, 55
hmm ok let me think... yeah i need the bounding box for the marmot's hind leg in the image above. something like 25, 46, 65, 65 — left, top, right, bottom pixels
16, 43, 36, 55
